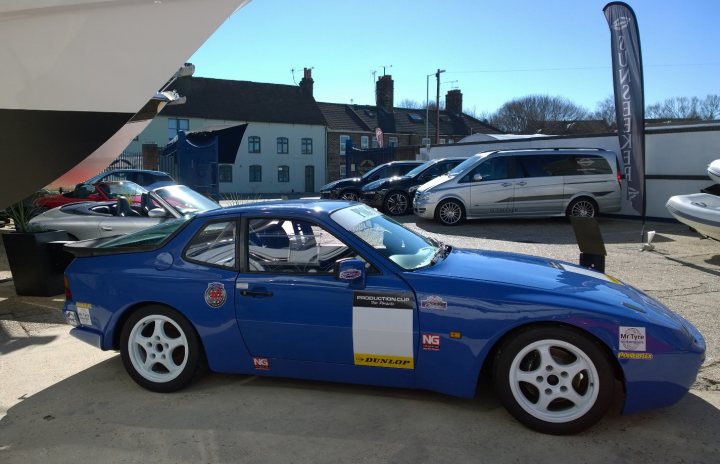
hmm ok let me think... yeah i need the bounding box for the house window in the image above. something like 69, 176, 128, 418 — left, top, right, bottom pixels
360, 136, 369, 149
249, 165, 262, 182
277, 137, 289, 154
301, 137, 313, 154
421, 137, 431, 146
278, 165, 290, 183
248, 136, 261, 153
388, 137, 398, 147
339, 135, 350, 155
371, 139, 379, 149
439, 138, 446, 144
168, 118, 189, 141
219, 164, 233, 183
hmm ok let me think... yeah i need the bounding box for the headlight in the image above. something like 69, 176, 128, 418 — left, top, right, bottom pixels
417, 191, 435, 202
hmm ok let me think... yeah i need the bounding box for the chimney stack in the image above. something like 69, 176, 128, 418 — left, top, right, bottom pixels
375, 75, 394, 113
445, 89, 463, 115
299, 67, 314, 98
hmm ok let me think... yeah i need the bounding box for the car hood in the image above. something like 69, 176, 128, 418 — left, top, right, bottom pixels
414, 248, 687, 326
320, 178, 361, 191
417, 174, 451, 192
362, 176, 408, 191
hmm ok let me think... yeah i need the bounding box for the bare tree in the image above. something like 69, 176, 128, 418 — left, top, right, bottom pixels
593, 96, 616, 126
397, 99, 423, 109
489, 95, 589, 134
646, 96, 701, 119
700, 94, 720, 119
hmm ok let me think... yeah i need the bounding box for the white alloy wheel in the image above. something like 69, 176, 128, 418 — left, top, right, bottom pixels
437, 200, 464, 225
340, 191, 359, 201
508, 339, 599, 424
568, 198, 597, 217
127, 314, 189, 383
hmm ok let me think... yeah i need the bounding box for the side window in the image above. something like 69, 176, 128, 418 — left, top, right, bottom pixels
518, 156, 552, 178
544, 156, 578, 176
463, 158, 509, 182
574, 155, 612, 175
248, 218, 368, 274
184, 221, 237, 269
367, 166, 387, 181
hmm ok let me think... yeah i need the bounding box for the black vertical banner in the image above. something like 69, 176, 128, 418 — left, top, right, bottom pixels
603, 2, 645, 217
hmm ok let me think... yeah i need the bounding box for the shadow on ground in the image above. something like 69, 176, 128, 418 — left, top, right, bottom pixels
1, 358, 718, 463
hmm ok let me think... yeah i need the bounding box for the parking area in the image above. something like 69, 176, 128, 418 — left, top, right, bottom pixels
1, 216, 719, 463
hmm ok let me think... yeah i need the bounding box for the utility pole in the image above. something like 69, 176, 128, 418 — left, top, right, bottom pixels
435, 69, 445, 144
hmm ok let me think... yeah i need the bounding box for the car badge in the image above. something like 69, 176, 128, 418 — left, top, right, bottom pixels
204, 282, 227, 308
421, 295, 447, 310
339, 268, 362, 281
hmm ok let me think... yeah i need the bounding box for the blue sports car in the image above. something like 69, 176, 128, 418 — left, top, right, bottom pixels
62, 201, 705, 434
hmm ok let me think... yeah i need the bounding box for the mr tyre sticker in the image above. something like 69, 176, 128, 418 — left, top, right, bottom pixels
352, 291, 414, 369
619, 326, 646, 351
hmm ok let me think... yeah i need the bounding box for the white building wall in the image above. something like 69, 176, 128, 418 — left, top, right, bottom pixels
419, 127, 720, 219
128, 116, 327, 194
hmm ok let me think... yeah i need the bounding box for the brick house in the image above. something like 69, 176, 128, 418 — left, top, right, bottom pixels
318, 74, 502, 182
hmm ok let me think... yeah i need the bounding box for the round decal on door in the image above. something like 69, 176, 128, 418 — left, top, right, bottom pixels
204, 282, 227, 308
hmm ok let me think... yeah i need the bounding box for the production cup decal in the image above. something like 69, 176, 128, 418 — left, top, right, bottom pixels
352, 291, 414, 369
204, 282, 227, 309
619, 326, 646, 351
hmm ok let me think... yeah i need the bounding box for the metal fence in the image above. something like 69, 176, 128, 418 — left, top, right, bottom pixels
99, 150, 144, 174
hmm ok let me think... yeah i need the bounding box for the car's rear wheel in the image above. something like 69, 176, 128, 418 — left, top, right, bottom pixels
493, 326, 615, 435
120, 305, 202, 392
384, 191, 410, 215
566, 197, 597, 218
436, 199, 465, 226
340, 190, 360, 202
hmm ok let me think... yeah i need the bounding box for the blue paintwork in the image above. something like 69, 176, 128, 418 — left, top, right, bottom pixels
63, 199, 705, 415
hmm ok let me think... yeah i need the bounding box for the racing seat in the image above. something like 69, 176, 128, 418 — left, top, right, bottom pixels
116, 196, 140, 217
139, 193, 152, 216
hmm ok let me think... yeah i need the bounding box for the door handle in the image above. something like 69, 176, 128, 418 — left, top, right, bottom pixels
101, 226, 113, 231
515, 181, 527, 186
501, 182, 513, 187
240, 290, 273, 298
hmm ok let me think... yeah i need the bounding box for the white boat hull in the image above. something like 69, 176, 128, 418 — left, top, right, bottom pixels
1, 0, 249, 207
666, 193, 720, 241
708, 159, 720, 185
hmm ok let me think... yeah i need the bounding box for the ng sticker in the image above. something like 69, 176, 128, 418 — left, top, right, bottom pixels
253, 357, 270, 370
422, 334, 441, 351
619, 326, 646, 351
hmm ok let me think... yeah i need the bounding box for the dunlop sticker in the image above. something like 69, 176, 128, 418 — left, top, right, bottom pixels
354, 354, 414, 369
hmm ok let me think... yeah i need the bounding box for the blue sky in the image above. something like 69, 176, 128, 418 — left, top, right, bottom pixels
189, 0, 720, 115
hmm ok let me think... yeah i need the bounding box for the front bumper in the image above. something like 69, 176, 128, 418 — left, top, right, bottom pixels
413, 197, 437, 219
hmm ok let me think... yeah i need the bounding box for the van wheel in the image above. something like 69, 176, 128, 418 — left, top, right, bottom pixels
436, 199, 465, 226
567, 198, 597, 218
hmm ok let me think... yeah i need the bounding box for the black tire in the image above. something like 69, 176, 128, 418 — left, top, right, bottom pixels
120, 305, 202, 392
384, 191, 410, 216
435, 199, 465, 226
566, 197, 597, 218
492, 325, 616, 435
340, 190, 360, 202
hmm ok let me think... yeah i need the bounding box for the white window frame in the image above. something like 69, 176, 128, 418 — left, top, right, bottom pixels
388, 137, 399, 148
360, 136, 369, 149
339, 135, 350, 156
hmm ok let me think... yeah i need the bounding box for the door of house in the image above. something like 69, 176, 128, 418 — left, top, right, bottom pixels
305, 165, 315, 192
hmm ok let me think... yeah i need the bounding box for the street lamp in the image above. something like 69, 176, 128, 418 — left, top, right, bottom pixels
435, 69, 445, 144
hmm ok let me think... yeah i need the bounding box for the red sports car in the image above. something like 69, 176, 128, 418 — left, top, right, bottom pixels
35, 181, 146, 210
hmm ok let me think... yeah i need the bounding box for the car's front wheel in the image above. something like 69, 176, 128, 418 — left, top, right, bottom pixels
493, 325, 616, 435
384, 191, 410, 215
436, 199, 465, 226
120, 305, 202, 392
340, 190, 360, 202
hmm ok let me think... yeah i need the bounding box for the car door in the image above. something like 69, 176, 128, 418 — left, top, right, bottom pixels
513, 155, 565, 215
235, 216, 418, 368
465, 156, 515, 216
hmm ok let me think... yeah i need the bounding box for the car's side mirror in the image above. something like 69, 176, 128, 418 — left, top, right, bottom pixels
335, 258, 366, 288
472, 174, 484, 182
148, 208, 167, 218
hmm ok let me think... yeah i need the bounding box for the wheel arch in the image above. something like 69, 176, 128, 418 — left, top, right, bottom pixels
477, 320, 625, 392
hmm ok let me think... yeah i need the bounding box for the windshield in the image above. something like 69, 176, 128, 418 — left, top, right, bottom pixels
98, 217, 189, 249
331, 204, 445, 270
447, 153, 491, 177
99, 181, 147, 197
404, 160, 435, 177
360, 164, 385, 180
154, 185, 220, 215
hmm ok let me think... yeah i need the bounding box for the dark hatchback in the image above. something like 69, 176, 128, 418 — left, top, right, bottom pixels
319, 160, 424, 201
361, 158, 466, 215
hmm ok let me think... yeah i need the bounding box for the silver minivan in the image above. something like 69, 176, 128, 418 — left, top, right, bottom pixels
413, 148, 621, 225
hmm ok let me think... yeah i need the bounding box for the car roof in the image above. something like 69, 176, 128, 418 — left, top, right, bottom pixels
474, 148, 614, 158
86, 169, 172, 182
198, 199, 354, 219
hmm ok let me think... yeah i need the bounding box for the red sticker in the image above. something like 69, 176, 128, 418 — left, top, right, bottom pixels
204, 282, 227, 308
253, 357, 270, 370
422, 333, 440, 351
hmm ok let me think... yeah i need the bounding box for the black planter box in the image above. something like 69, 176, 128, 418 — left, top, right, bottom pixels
1, 230, 70, 296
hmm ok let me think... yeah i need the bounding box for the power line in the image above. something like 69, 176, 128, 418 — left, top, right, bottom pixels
450, 63, 720, 74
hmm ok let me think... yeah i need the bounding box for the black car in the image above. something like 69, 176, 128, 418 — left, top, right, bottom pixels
360, 157, 466, 215
319, 160, 424, 201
